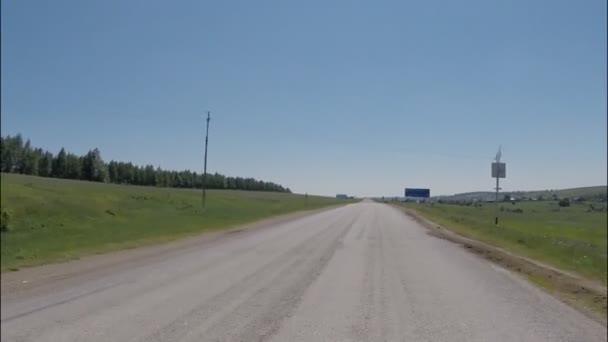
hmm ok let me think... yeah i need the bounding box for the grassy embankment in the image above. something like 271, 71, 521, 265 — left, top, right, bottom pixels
397, 198, 608, 321
403, 200, 607, 284
1, 173, 353, 271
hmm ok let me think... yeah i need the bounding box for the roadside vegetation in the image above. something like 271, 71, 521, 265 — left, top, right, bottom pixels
1, 134, 290, 192
0, 173, 353, 271
401, 199, 607, 284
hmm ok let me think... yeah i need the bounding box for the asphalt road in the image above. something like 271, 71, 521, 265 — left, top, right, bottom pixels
1, 202, 605, 341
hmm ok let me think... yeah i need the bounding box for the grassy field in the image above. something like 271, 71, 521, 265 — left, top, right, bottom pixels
523, 186, 607, 199
431, 186, 607, 203
0, 173, 353, 271
403, 201, 607, 284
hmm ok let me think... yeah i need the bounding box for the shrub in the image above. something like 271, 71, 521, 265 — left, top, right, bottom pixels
1, 207, 12, 232
586, 204, 606, 213
558, 199, 571, 207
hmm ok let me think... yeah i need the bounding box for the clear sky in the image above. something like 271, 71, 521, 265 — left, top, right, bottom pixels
2, 0, 606, 197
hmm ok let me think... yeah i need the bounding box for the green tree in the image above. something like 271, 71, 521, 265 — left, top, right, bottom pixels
154, 167, 165, 186
38, 151, 54, 177
21, 141, 40, 176
82, 148, 108, 182
125, 163, 136, 184
2, 133, 293, 193
108, 161, 118, 183
0, 136, 5, 171
0, 134, 24, 172
52, 148, 68, 178
144, 165, 156, 186
65, 153, 82, 179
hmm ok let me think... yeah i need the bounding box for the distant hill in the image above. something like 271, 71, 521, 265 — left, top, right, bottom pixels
433, 186, 607, 202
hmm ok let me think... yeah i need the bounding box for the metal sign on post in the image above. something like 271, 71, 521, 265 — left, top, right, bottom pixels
405, 188, 430, 198
492, 146, 506, 225
491, 163, 506, 178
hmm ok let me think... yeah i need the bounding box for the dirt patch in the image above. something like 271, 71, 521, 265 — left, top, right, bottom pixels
397, 205, 607, 326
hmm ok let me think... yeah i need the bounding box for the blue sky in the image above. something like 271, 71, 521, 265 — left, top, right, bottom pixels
2, 0, 606, 196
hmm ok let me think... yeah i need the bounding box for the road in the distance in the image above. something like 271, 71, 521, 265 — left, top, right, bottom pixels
1, 202, 605, 341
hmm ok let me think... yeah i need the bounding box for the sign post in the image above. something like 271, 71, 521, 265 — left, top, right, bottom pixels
491, 146, 506, 225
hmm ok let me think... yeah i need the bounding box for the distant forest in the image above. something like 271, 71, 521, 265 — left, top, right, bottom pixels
0, 134, 291, 193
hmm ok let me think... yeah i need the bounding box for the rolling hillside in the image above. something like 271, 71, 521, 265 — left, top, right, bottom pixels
0, 173, 353, 271
433, 186, 607, 202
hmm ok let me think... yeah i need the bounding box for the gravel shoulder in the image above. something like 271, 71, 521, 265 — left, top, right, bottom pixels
0, 205, 341, 296
397, 204, 607, 325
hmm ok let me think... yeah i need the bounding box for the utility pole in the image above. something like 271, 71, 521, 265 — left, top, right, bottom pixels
202, 111, 211, 209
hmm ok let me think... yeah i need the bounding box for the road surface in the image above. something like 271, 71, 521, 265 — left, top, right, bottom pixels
1, 202, 606, 341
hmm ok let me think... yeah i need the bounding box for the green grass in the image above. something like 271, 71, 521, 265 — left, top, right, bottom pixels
403, 201, 607, 284
0, 173, 353, 271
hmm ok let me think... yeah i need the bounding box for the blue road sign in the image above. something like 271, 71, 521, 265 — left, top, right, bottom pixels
405, 188, 430, 198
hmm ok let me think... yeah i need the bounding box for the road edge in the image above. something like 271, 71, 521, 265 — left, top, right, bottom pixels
392, 203, 607, 326
0, 204, 349, 296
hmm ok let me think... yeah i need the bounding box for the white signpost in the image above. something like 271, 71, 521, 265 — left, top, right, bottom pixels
492, 146, 506, 225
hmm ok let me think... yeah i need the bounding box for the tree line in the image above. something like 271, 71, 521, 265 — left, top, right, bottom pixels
0, 134, 291, 193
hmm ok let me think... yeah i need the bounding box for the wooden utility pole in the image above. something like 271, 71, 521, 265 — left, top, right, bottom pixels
202, 111, 211, 209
